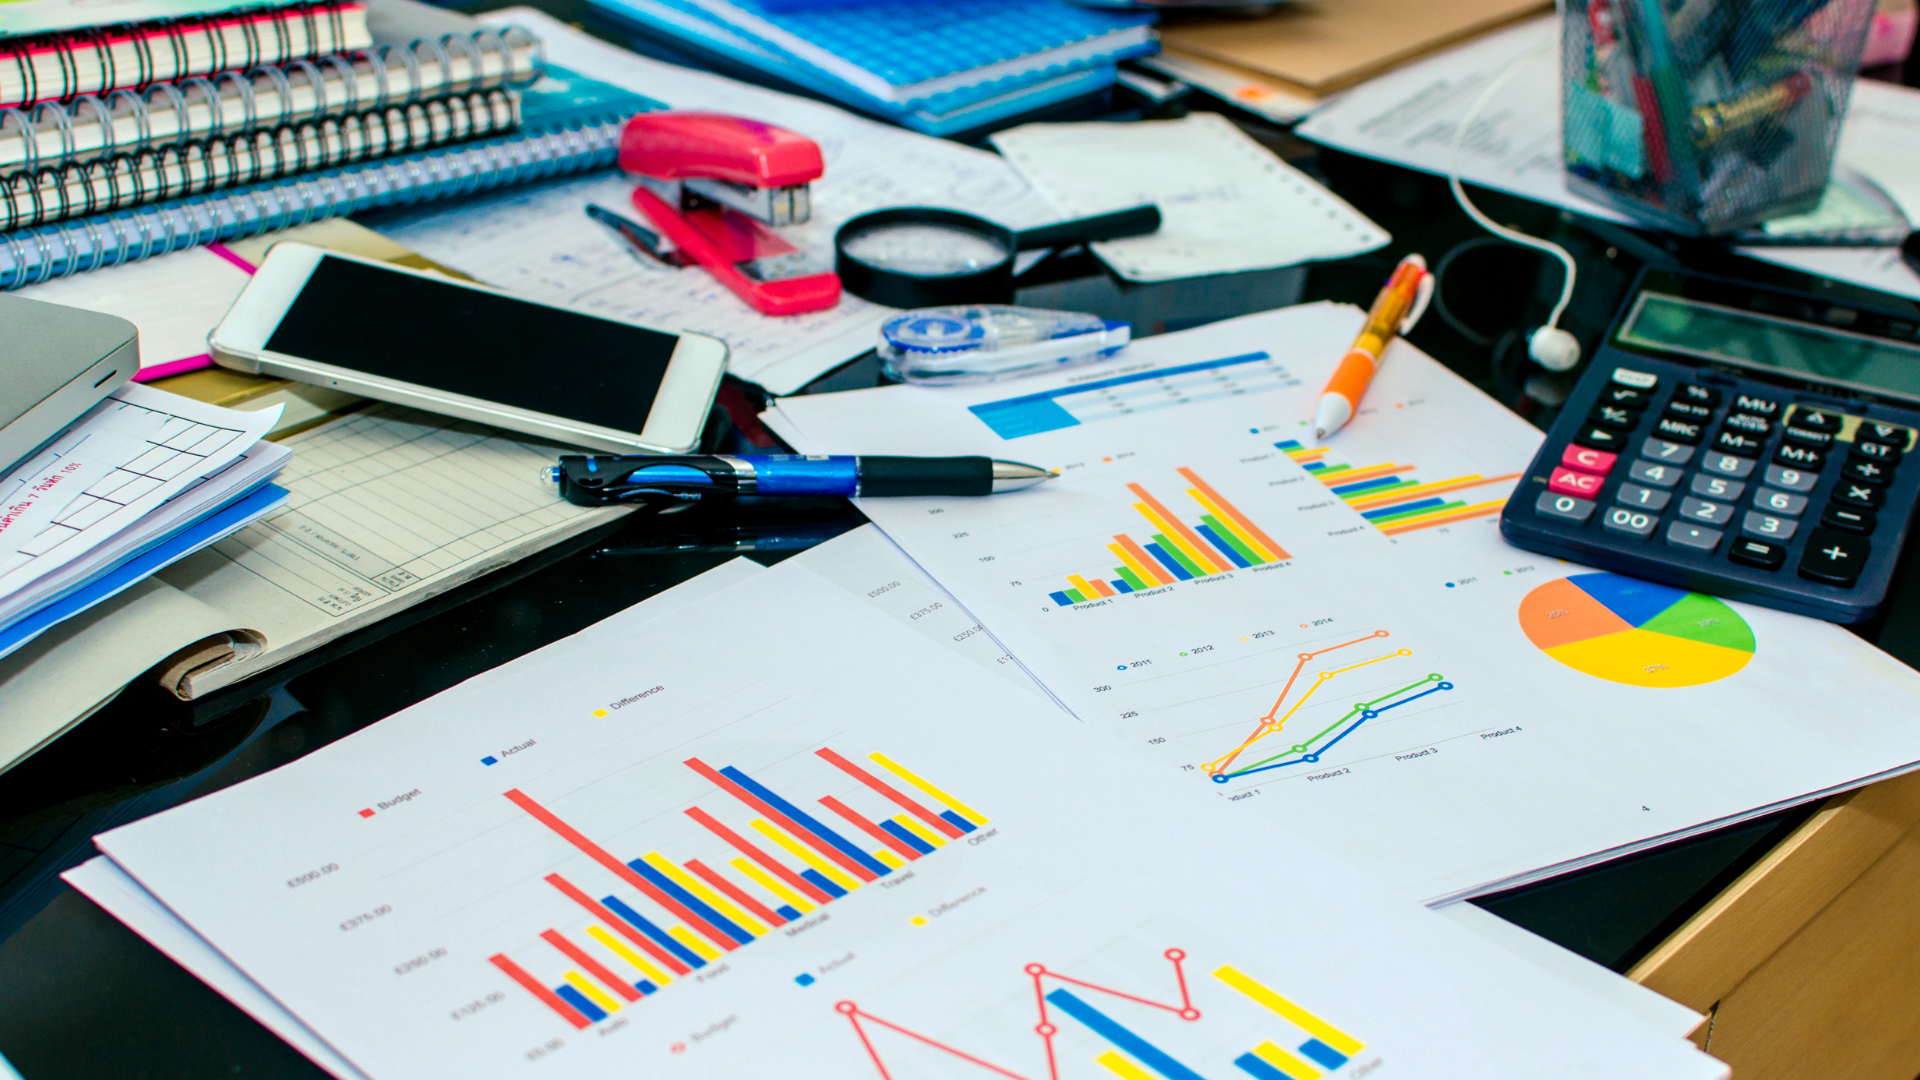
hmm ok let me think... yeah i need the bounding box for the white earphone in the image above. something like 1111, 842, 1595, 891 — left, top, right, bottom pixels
1447, 43, 1583, 373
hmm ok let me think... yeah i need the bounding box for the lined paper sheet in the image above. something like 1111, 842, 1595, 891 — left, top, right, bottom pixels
372, 10, 1055, 394
158, 404, 626, 696
0, 384, 275, 621
991, 113, 1389, 282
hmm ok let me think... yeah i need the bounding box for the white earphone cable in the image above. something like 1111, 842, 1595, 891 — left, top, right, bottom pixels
1447, 42, 1579, 330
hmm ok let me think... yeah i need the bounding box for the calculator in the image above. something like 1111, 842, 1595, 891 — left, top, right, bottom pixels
1499, 265, 1920, 624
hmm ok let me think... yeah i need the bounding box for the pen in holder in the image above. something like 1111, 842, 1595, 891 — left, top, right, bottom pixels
1562, 0, 1877, 235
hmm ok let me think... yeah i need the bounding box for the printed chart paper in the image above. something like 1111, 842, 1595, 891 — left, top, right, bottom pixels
765, 304, 1920, 901
94, 566, 1724, 1080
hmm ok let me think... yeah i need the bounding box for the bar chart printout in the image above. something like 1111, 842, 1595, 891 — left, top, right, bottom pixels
836, 948, 1366, 1080
489, 748, 987, 1029
1050, 468, 1291, 607
1275, 440, 1519, 535
967, 352, 1297, 439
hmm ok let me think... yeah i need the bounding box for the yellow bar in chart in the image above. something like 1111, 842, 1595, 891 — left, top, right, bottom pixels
1107, 542, 1165, 588
731, 858, 813, 913
586, 926, 671, 987
1188, 488, 1276, 561
1252, 1042, 1320, 1080
668, 926, 721, 962
641, 854, 768, 937
752, 819, 861, 892
869, 752, 989, 827
1096, 1051, 1157, 1079
893, 815, 947, 848
1214, 965, 1364, 1056
1133, 501, 1223, 575
564, 972, 620, 1013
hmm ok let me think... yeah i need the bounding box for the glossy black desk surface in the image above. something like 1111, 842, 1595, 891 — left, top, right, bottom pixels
5, 16, 1920, 1077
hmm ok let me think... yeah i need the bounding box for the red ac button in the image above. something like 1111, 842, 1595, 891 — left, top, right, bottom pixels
1548, 467, 1605, 498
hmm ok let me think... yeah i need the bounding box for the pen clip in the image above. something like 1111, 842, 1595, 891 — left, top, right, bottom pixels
1400, 270, 1435, 334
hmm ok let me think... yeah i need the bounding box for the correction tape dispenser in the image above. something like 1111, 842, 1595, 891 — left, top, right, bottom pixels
879, 305, 1130, 385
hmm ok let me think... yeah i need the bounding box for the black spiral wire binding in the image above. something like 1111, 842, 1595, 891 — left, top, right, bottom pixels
0, 109, 626, 289
0, 26, 542, 175
0, 89, 519, 232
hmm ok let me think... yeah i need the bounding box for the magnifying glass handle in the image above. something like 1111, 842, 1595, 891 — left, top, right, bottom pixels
1013, 205, 1161, 250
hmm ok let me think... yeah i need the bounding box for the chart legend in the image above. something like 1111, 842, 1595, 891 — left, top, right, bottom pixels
1275, 440, 1518, 535
489, 748, 987, 1029
1049, 468, 1291, 606
1519, 573, 1754, 687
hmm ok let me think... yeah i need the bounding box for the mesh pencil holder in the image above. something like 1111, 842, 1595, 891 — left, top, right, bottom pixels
1562, 0, 1877, 235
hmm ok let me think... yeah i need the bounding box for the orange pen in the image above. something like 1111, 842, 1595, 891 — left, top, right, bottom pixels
1312, 254, 1434, 440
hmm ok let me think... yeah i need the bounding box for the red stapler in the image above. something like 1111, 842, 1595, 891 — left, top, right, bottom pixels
619, 112, 842, 316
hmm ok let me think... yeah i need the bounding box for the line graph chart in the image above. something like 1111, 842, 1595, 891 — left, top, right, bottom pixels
1200, 631, 1453, 783
838, 949, 1365, 1080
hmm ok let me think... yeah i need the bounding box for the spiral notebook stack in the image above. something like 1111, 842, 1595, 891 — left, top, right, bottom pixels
0, 0, 662, 289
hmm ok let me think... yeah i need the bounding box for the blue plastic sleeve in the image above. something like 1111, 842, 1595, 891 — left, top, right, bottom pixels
746, 456, 860, 496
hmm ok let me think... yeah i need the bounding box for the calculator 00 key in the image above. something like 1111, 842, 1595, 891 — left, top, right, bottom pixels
1603, 506, 1659, 537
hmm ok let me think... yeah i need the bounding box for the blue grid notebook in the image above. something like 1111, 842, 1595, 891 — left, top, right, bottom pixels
606, 0, 1155, 107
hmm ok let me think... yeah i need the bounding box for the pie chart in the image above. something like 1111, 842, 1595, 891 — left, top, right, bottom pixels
1517, 572, 1753, 687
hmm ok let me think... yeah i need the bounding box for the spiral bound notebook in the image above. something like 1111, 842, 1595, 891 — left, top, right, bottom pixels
0, 1, 372, 111
0, 66, 659, 289
0, 24, 542, 175
1, 88, 518, 232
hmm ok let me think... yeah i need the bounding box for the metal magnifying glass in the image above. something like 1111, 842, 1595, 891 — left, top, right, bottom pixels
834, 204, 1161, 307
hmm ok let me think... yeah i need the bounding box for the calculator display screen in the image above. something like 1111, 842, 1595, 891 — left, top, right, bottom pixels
1618, 293, 1920, 400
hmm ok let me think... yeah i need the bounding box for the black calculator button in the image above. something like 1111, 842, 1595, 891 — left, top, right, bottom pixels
1665, 400, 1715, 422
1843, 458, 1893, 485
1712, 430, 1764, 457
1741, 511, 1797, 542
1729, 538, 1787, 570
1617, 483, 1671, 511
1628, 460, 1683, 487
1613, 367, 1659, 390
1701, 452, 1756, 478
1721, 412, 1771, 436
1753, 488, 1808, 516
1588, 404, 1638, 430
1833, 481, 1885, 509
1665, 521, 1722, 552
1640, 437, 1695, 464
1654, 417, 1704, 444
1821, 504, 1876, 534
1762, 464, 1818, 493
1791, 408, 1841, 433
1602, 386, 1652, 410
1799, 529, 1869, 586
1575, 426, 1629, 452
1851, 439, 1901, 465
1782, 427, 1834, 451
1774, 444, 1825, 470
1676, 384, 1722, 406
1534, 490, 1596, 523
1862, 421, 1908, 444
1602, 506, 1660, 538
1732, 394, 1779, 418
1689, 474, 1744, 500
1679, 497, 1735, 526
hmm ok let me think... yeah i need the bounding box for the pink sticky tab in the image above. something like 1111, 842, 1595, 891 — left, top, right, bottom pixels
1548, 467, 1604, 498
1559, 444, 1617, 475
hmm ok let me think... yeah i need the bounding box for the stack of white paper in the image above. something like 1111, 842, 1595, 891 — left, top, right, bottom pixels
71, 539, 1725, 1080
0, 384, 287, 660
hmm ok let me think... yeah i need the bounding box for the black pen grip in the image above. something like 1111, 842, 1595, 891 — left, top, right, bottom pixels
858, 456, 993, 497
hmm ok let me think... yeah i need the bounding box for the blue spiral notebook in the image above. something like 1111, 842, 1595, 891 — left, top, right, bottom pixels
0, 66, 664, 290
584, 0, 1155, 121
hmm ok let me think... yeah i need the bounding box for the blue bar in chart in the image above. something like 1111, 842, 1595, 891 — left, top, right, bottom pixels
1044, 989, 1207, 1080
554, 985, 606, 1022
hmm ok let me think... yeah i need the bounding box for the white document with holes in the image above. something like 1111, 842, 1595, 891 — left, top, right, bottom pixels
87, 543, 1724, 1080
